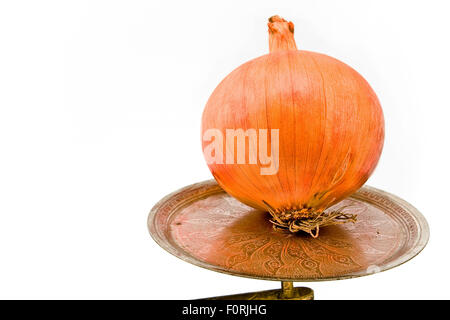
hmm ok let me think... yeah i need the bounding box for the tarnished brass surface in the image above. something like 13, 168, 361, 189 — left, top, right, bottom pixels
206, 281, 313, 300
149, 180, 429, 282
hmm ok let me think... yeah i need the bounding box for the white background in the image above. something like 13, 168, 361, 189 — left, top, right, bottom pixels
0, 0, 448, 299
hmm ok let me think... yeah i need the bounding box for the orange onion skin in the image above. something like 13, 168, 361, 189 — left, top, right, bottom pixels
201, 17, 384, 214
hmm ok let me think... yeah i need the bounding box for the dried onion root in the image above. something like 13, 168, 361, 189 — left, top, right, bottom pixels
263, 201, 357, 238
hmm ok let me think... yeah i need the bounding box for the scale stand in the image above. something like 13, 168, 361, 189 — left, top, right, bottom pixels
206, 281, 313, 300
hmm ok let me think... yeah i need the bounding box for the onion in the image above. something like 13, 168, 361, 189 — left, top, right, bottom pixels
201, 16, 384, 237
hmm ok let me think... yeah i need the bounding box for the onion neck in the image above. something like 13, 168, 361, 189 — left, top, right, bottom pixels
268, 15, 298, 53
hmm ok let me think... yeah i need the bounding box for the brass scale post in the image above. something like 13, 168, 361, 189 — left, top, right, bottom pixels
206, 281, 314, 300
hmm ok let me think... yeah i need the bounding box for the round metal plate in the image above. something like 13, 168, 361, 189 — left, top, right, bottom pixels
148, 180, 429, 281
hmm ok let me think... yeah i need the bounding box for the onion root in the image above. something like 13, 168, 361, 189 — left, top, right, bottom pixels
263, 201, 357, 238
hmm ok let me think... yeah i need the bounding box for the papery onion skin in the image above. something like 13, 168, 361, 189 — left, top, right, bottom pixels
201, 16, 384, 220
